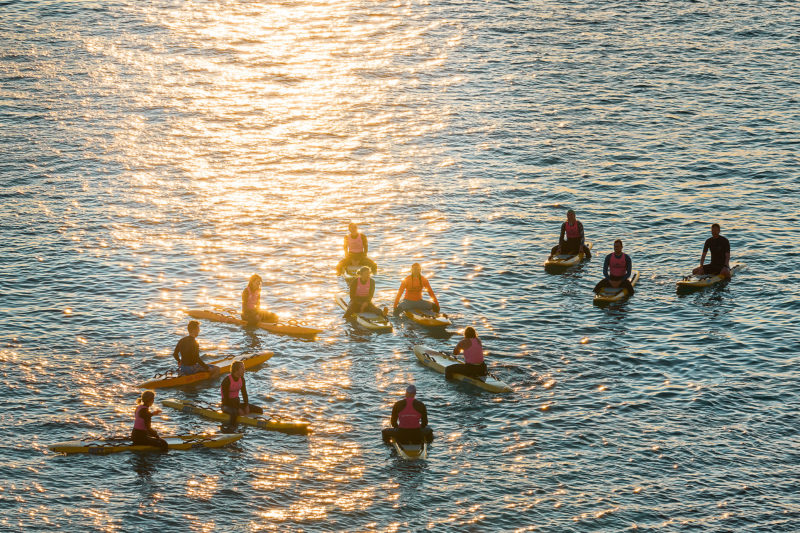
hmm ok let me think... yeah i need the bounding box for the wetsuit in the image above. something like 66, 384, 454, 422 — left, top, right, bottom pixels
594, 252, 635, 295
344, 276, 383, 317
381, 397, 434, 445
700, 235, 730, 275
446, 338, 488, 380
551, 220, 592, 258
131, 404, 168, 451
394, 274, 439, 313
336, 233, 377, 275
220, 374, 263, 429
173, 335, 210, 375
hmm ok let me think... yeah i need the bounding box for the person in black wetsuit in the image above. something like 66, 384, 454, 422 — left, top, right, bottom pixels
131, 390, 168, 452
172, 321, 219, 376
381, 385, 434, 445
549, 209, 592, 259
220, 361, 264, 432
692, 223, 731, 277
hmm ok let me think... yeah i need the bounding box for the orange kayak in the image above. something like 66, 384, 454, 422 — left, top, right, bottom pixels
188, 309, 323, 338
138, 351, 273, 389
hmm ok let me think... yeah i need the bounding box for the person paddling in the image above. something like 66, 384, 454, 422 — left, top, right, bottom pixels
336, 223, 378, 275
692, 223, 731, 278
241, 274, 278, 326
382, 385, 434, 445
393, 263, 440, 315
220, 360, 264, 433
446, 327, 488, 380
131, 390, 168, 452
594, 239, 635, 296
343, 267, 387, 319
549, 209, 592, 259
173, 321, 219, 376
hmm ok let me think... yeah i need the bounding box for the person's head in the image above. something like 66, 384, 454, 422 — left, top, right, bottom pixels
231, 360, 245, 379
711, 223, 720, 237
248, 274, 262, 291
188, 320, 200, 337
348, 223, 358, 235
138, 390, 155, 406
411, 263, 421, 277
566, 209, 576, 223
405, 384, 416, 398
613, 239, 623, 254
464, 326, 477, 339
359, 266, 371, 280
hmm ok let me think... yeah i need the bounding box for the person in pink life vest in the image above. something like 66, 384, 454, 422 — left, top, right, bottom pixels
241, 274, 278, 327
220, 360, 264, 433
594, 239, 635, 295
343, 266, 387, 319
446, 326, 488, 380
335, 223, 378, 276
173, 320, 220, 376
382, 384, 434, 445
131, 390, 168, 451
393, 262, 441, 315
549, 209, 592, 259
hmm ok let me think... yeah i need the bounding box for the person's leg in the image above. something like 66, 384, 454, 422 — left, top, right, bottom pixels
131, 430, 169, 451
246, 404, 263, 415
583, 244, 592, 259
445, 363, 470, 380
222, 399, 240, 428
623, 279, 635, 296
179, 364, 200, 376
404, 299, 434, 312
242, 309, 260, 327
594, 279, 608, 294
363, 256, 378, 274
343, 298, 361, 318
258, 310, 278, 323
364, 302, 385, 316
336, 254, 353, 275
551, 244, 560, 257
382, 427, 396, 445
422, 426, 434, 443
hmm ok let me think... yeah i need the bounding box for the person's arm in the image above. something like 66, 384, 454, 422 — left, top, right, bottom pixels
578, 221, 586, 249
241, 378, 249, 406
242, 288, 248, 313
220, 376, 229, 401
724, 238, 731, 268
699, 240, 709, 266
603, 255, 610, 279
368, 279, 375, 301
423, 278, 438, 305
343, 235, 349, 254
558, 222, 567, 247
453, 338, 467, 356
417, 400, 428, 428
390, 401, 401, 428
393, 279, 407, 309
349, 278, 357, 300
625, 255, 632, 279
362, 234, 368, 255
173, 338, 183, 365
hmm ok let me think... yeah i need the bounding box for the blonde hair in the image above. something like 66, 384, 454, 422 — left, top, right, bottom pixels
137, 390, 155, 405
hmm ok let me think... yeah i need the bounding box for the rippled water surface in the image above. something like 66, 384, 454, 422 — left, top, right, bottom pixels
2, 0, 799, 531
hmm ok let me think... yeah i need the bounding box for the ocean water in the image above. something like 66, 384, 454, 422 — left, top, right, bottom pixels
1, 0, 799, 531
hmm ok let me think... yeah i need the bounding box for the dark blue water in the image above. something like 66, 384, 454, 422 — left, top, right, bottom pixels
1, 0, 799, 530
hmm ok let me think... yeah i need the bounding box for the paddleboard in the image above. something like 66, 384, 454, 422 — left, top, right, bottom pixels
343, 264, 362, 278
138, 351, 273, 389
335, 294, 392, 332
544, 242, 593, 270
162, 399, 310, 434
403, 308, 452, 328
412, 345, 512, 393
189, 309, 323, 338
48, 433, 242, 454
391, 439, 428, 460
676, 263, 742, 292
593, 270, 640, 304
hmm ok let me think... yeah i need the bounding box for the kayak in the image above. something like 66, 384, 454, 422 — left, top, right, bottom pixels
188, 309, 323, 338
391, 439, 428, 460
138, 351, 273, 389
162, 399, 311, 435
676, 263, 743, 292
403, 309, 452, 328
335, 294, 392, 332
48, 433, 242, 454
593, 270, 640, 304
413, 345, 512, 394
544, 242, 593, 271
343, 264, 362, 278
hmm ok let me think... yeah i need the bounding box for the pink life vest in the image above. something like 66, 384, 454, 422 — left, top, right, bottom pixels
244, 286, 259, 311
222, 375, 243, 401
133, 404, 149, 431
609, 253, 627, 278
463, 338, 484, 365
398, 399, 422, 429
565, 221, 580, 239
347, 233, 364, 253
355, 278, 370, 298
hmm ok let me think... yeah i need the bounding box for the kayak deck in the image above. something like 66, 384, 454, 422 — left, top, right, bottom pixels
544, 242, 593, 271
413, 345, 512, 394
138, 351, 273, 389
676, 263, 743, 292
392, 439, 428, 460
188, 309, 323, 338
403, 309, 452, 328
593, 270, 640, 304
335, 295, 392, 332
48, 433, 243, 454
162, 399, 311, 435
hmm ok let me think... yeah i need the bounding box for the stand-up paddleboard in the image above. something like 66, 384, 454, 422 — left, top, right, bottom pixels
391, 439, 428, 460
403, 309, 452, 328
335, 294, 392, 332
413, 345, 512, 393
676, 263, 743, 292
138, 351, 273, 389
162, 399, 310, 435
188, 309, 323, 338
544, 242, 593, 271
343, 264, 362, 278
593, 270, 640, 304
48, 433, 242, 454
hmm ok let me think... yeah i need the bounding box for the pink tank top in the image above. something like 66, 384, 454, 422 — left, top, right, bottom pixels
133, 404, 149, 431
398, 399, 421, 429
244, 286, 259, 311
355, 278, 370, 298
347, 233, 364, 253
565, 221, 580, 239
463, 338, 484, 365
222, 375, 243, 401
609, 253, 627, 277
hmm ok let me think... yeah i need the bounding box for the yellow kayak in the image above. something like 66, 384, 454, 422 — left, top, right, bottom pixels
403, 309, 452, 328
593, 270, 640, 304
676, 263, 742, 292
335, 295, 392, 332
391, 439, 428, 460
138, 351, 273, 389
48, 433, 242, 454
162, 399, 311, 435
188, 309, 323, 338
413, 345, 512, 394
544, 242, 593, 271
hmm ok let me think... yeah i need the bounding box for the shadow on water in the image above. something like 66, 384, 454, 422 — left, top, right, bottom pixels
129, 452, 165, 481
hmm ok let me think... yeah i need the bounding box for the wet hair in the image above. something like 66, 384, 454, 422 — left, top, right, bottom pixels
464, 326, 477, 338
614, 239, 623, 246
567, 209, 575, 216
411, 263, 422, 283
187, 320, 200, 332
231, 361, 245, 374
137, 390, 155, 405
248, 274, 262, 289
359, 266, 370, 274
711, 223, 720, 230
